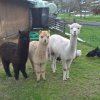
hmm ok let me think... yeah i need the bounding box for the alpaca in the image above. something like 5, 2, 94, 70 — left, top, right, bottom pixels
56, 49, 82, 62
75, 50, 82, 59
48, 23, 82, 80
96, 49, 100, 57
0, 30, 30, 80
86, 47, 99, 57
29, 30, 50, 81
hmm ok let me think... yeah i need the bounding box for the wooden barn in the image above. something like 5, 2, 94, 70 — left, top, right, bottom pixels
0, 0, 30, 38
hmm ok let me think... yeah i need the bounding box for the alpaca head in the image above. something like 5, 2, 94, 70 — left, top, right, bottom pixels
19, 30, 30, 44
68, 23, 82, 36
39, 30, 50, 44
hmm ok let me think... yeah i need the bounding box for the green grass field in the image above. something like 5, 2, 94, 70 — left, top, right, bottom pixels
0, 26, 100, 100
58, 13, 100, 22
65, 26, 100, 48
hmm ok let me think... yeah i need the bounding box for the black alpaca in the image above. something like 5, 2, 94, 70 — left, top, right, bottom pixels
96, 49, 100, 57
86, 47, 99, 57
0, 30, 30, 80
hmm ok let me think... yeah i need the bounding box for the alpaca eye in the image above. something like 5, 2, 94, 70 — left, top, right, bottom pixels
47, 36, 49, 38
77, 28, 80, 29
71, 28, 73, 29
41, 36, 43, 38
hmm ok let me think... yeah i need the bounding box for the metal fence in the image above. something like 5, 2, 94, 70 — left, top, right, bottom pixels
48, 16, 66, 33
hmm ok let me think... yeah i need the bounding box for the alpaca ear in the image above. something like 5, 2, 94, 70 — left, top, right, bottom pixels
48, 30, 50, 34
79, 25, 82, 28
26, 30, 30, 34
19, 30, 22, 35
48, 30, 50, 36
96, 46, 99, 49
19, 30, 21, 34
39, 30, 42, 34
68, 24, 71, 27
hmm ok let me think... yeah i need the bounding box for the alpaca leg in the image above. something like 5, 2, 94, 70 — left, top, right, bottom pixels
14, 69, 19, 80
62, 60, 67, 80
13, 64, 20, 80
51, 56, 56, 73
66, 60, 72, 79
1, 59, 12, 77
35, 64, 41, 81
49, 53, 51, 61
41, 64, 46, 80
29, 57, 34, 73
20, 64, 28, 79
49, 52, 53, 61
62, 60, 72, 80
48, 48, 52, 61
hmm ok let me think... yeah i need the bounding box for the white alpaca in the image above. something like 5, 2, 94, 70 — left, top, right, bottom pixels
29, 30, 50, 81
48, 23, 82, 80
74, 50, 82, 59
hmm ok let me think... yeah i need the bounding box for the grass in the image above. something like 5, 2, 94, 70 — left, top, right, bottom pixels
65, 25, 100, 48
0, 27, 100, 100
58, 13, 100, 22
79, 26, 100, 47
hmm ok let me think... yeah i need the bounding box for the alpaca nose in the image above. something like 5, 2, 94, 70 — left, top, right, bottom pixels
44, 39, 46, 43
73, 31, 77, 35
74, 31, 76, 33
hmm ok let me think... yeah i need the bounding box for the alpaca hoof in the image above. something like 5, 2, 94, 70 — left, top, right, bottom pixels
24, 77, 28, 79
63, 77, 70, 81
52, 70, 56, 73
15, 78, 19, 80
43, 78, 46, 81
63, 77, 67, 81
37, 79, 40, 82
67, 77, 70, 79
7, 74, 12, 77
24, 75, 28, 79
63, 79, 67, 81
15, 76, 19, 80
67, 78, 70, 80
9, 75, 12, 77
37, 77, 41, 81
23, 73, 28, 79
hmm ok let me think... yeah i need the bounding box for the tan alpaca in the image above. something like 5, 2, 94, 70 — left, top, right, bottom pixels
29, 30, 50, 81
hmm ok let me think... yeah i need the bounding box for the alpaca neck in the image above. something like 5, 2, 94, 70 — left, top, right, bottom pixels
37, 42, 47, 54
18, 39, 29, 57
34, 42, 48, 64
69, 34, 77, 51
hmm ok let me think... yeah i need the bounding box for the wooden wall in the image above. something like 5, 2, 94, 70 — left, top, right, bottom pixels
0, 0, 30, 38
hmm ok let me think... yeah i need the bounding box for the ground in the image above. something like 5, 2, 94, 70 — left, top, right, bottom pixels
0, 28, 100, 100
